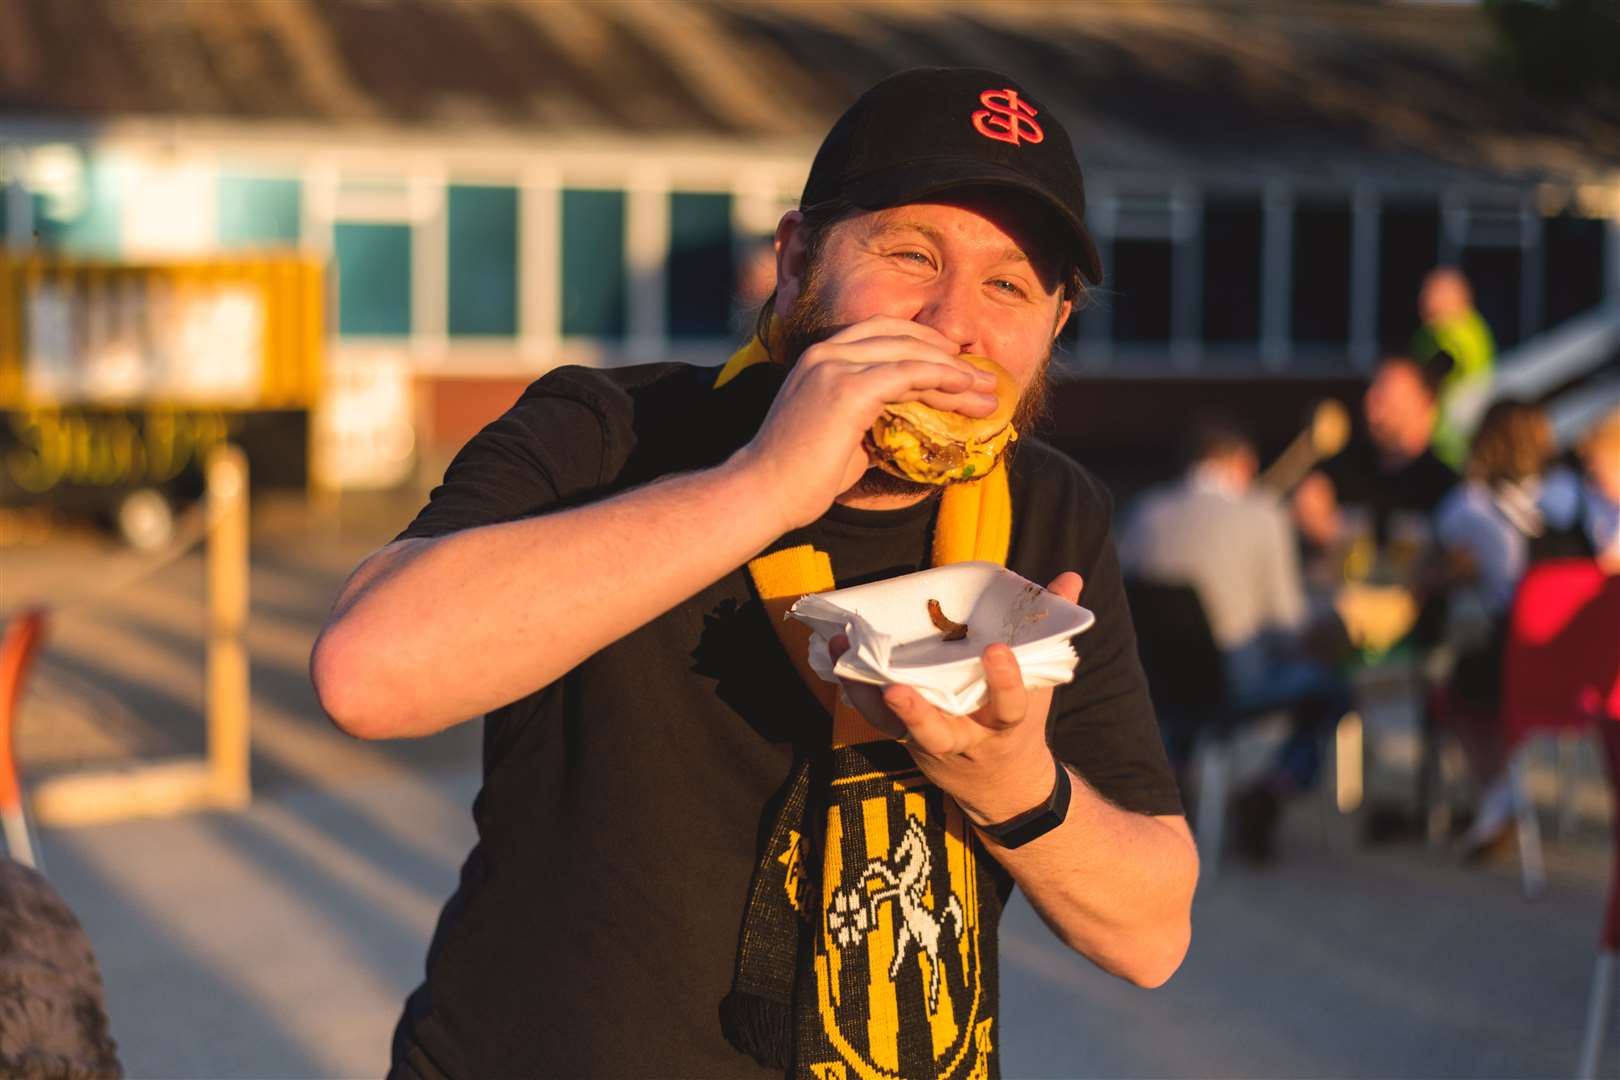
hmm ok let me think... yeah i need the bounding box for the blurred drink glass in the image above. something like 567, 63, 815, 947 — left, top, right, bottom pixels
1339, 506, 1374, 583
1386, 510, 1432, 579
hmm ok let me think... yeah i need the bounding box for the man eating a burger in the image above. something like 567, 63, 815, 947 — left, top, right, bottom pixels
312, 67, 1197, 1079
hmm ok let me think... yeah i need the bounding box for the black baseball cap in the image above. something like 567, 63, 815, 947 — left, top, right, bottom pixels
801, 67, 1102, 285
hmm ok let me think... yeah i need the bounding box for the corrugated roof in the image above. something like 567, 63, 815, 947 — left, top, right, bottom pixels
1, 0, 1615, 182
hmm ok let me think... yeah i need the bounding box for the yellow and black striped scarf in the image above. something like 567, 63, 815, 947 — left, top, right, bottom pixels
718, 337, 1012, 1080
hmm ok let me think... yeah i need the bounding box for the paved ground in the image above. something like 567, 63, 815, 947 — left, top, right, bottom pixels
4, 495, 1616, 1079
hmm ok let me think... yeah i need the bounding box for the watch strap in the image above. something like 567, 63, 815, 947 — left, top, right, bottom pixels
975, 756, 1071, 849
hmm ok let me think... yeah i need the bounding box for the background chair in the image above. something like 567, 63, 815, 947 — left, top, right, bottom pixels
1125, 579, 1267, 880
1580, 721, 1620, 1080
1496, 559, 1620, 1078
1501, 561, 1620, 900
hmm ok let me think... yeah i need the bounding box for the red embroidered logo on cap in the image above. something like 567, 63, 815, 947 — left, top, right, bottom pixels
972, 88, 1044, 146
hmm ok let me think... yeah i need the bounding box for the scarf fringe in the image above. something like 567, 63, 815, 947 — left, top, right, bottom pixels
719, 990, 794, 1070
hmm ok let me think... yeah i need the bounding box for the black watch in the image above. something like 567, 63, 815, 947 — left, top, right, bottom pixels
975, 757, 1072, 849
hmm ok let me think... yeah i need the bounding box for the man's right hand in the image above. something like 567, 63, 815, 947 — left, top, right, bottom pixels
728, 315, 1000, 531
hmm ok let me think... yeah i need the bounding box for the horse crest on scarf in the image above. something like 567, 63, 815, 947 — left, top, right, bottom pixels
800, 751, 995, 1080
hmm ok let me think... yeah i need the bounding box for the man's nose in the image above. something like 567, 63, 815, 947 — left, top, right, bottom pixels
913, 273, 981, 353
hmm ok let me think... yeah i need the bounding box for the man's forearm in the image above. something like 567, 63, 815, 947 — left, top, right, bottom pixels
977, 768, 1197, 988
311, 457, 785, 738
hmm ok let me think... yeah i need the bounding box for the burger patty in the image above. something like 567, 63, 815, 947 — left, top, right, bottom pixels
867, 414, 967, 471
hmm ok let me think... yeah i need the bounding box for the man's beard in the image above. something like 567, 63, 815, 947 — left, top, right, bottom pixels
772, 275, 1054, 500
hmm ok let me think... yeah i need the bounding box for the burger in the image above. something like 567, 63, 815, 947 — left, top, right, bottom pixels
863, 354, 1019, 485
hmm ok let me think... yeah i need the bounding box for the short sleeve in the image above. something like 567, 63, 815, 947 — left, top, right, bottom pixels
1013, 454, 1182, 818
396, 369, 630, 542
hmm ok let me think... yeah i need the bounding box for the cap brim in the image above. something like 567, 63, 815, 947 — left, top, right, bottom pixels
838, 160, 1103, 285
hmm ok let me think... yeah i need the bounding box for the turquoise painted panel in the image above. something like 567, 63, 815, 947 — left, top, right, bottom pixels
218, 175, 302, 248
33, 154, 121, 255
335, 222, 412, 337
561, 189, 625, 339
448, 184, 519, 337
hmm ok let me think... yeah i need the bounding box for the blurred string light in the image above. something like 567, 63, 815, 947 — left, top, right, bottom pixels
1539, 179, 1620, 221
1575, 183, 1620, 221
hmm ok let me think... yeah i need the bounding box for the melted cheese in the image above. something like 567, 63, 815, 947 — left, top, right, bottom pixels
874, 417, 1017, 483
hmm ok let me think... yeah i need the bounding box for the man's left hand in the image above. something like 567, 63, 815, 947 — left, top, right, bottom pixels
830, 571, 1083, 825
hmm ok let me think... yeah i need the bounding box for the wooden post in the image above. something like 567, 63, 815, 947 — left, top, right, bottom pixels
206, 443, 251, 809
31, 447, 255, 826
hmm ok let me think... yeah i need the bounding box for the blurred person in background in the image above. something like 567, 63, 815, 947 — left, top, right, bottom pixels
1411, 268, 1496, 470
1292, 354, 1458, 568
1430, 401, 1559, 856
312, 68, 1194, 1080
1542, 404, 1620, 570
1121, 417, 1352, 863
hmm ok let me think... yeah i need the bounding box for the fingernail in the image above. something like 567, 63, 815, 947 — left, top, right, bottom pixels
973, 371, 997, 387
977, 394, 998, 409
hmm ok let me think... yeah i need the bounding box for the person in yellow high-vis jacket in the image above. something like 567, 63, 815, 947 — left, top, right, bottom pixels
1411, 267, 1497, 470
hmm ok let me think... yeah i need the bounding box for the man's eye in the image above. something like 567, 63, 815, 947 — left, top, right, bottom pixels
892, 250, 933, 266
990, 279, 1028, 299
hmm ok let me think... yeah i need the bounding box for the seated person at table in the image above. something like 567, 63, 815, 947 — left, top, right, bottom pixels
1122, 419, 1352, 863
1541, 405, 1620, 571
1431, 401, 1558, 855
1293, 354, 1459, 566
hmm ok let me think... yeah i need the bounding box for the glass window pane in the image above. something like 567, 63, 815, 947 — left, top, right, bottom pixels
1378, 202, 1439, 350
1201, 198, 1262, 343
667, 192, 735, 339
1111, 239, 1172, 343
562, 188, 626, 339
335, 222, 412, 337
1292, 202, 1352, 344
1543, 214, 1604, 328
218, 176, 301, 248
1461, 246, 1521, 348
448, 184, 519, 337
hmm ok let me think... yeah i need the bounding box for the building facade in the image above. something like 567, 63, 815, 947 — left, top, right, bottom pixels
2, 0, 1616, 486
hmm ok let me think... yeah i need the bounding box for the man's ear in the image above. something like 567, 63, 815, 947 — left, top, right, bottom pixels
774, 210, 808, 318
1052, 297, 1074, 341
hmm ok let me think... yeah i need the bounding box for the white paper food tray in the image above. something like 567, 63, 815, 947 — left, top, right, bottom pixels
787, 561, 1095, 714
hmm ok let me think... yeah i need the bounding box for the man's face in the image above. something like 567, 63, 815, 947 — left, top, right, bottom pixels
775, 189, 1074, 452
1419, 269, 1469, 324
1583, 424, 1620, 503
1364, 361, 1433, 455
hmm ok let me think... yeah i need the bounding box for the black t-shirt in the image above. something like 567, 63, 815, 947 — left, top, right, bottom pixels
1323, 437, 1458, 546
391, 362, 1181, 1078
